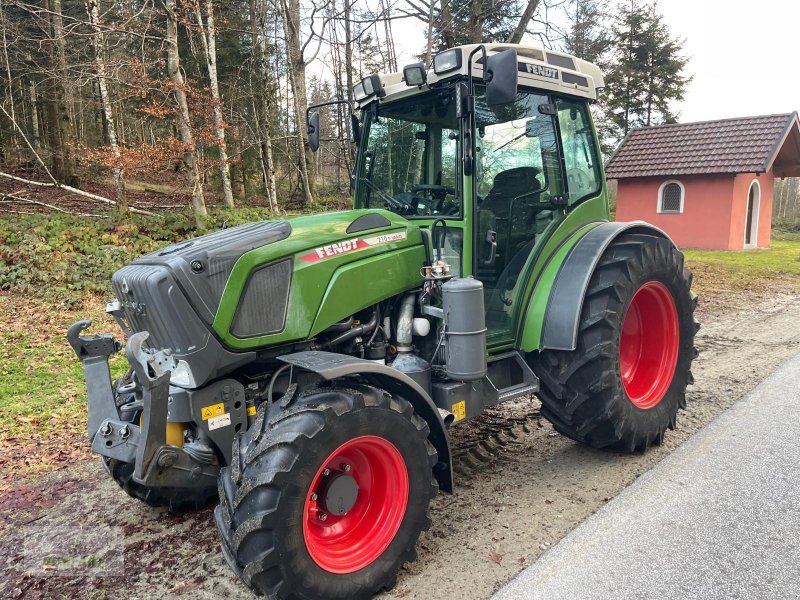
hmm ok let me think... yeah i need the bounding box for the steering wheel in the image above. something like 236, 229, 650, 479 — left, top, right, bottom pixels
410, 184, 456, 215
411, 184, 455, 200
567, 168, 592, 192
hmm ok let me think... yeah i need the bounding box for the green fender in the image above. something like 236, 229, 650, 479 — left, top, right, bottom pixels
276, 351, 454, 493
521, 221, 674, 353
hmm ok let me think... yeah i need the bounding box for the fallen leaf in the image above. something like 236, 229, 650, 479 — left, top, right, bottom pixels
488, 550, 503, 564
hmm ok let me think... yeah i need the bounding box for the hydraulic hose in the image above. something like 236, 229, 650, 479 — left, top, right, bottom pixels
324, 309, 379, 348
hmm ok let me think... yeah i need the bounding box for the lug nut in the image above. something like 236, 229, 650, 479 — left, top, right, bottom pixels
119, 425, 130, 439
99, 422, 112, 437
342, 463, 351, 472
322, 468, 330, 476
318, 512, 328, 521
311, 493, 318, 501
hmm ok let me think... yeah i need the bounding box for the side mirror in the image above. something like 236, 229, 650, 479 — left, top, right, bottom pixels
485, 49, 518, 107
351, 114, 361, 145
307, 111, 320, 152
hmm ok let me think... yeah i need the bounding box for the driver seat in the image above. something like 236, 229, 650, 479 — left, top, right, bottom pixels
480, 167, 543, 218
479, 167, 543, 276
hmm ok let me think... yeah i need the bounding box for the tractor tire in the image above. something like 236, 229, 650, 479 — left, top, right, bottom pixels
530, 233, 698, 452
103, 458, 218, 512
215, 382, 438, 600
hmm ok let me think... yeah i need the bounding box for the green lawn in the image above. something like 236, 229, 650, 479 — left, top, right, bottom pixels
683, 237, 800, 298
0, 295, 128, 477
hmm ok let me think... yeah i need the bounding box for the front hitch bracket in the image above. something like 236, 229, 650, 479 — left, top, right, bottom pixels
125, 332, 177, 483
69, 321, 217, 488
67, 320, 123, 441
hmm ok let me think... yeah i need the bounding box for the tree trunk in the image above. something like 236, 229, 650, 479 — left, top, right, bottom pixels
380, 0, 398, 70
29, 81, 41, 149
280, 0, 315, 204
195, 0, 234, 208
507, 0, 540, 44
468, 0, 484, 44
425, 0, 435, 67
439, 0, 455, 48
86, 0, 127, 211
229, 125, 246, 199
43, 0, 79, 186
0, 1, 19, 160
250, 0, 278, 211
161, 0, 207, 227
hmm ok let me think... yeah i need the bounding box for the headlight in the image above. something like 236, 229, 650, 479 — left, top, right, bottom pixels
403, 62, 427, 86
170, 360, 196, 388
433, 49, 462, 74
361, 74, 384, 98
353, 81, 367, 101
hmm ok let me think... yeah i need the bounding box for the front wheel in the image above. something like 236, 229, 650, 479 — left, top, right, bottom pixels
530, 233, 699, 452
215, 383, 438, 600
103, 458, 218, 512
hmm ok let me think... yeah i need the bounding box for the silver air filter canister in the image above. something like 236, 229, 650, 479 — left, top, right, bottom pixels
442, 277, 487, 381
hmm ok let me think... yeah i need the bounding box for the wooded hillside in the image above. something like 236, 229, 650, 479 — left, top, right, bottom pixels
0, 0, 797, 226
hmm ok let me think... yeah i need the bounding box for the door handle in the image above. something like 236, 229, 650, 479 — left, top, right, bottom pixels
484, 230, 497, 265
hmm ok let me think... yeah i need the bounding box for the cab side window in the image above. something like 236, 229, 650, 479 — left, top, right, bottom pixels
556, 100, 602, 204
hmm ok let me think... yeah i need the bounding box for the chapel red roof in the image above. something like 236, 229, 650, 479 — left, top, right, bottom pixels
605, 113, 800, 179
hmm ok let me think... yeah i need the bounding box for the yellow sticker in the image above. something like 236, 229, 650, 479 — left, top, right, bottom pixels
451, 400, 466, 422
201, 402, 225, 420
246, 405, 257, 417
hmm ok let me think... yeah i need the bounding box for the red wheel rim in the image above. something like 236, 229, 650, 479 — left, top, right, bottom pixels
619, 281, 680, 409
302, 435, 409, 574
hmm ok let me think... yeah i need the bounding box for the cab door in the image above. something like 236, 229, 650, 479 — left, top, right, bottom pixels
472, 91, 566, 341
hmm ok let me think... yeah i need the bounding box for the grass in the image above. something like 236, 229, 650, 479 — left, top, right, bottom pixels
0, 294, 129, 479
683, 238, 800, 300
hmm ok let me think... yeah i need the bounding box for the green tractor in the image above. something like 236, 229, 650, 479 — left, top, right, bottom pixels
68, 43, 697, 599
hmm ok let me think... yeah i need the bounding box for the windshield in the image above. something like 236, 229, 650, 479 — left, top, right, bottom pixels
358, 88, 461, 218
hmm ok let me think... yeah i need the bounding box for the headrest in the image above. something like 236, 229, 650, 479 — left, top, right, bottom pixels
491, 167, 542, 194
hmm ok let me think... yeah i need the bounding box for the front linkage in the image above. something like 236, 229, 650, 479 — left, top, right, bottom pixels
67, 320, 218, 494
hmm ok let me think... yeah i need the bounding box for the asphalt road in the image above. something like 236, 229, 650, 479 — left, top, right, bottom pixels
492, 352, 800, 600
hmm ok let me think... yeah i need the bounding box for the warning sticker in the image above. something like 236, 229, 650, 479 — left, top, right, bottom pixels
451, 400, 466, 422
298, 232, 407, 263
201, 402, 225, 421
246, 405, 257, 417
208, 413, 231, 431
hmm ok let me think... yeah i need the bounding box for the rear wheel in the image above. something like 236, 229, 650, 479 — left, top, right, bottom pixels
530, 233, 698, 452
215, 382, 438, 600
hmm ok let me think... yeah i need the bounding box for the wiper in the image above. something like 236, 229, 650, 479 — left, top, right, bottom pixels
360, 178, 408, 213
494, 131, 527, 152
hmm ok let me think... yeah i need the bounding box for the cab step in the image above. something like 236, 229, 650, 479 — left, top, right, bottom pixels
486, 351, 539, 402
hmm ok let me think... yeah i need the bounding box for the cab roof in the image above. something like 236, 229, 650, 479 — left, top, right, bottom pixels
355, 43, 605, 109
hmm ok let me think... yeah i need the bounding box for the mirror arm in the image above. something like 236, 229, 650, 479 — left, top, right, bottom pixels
306, 98, 356, 152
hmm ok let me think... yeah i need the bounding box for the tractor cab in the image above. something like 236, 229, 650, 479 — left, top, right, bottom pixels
310, 44, 607, 343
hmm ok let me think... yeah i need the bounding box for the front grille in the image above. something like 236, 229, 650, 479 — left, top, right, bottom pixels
112, 263, 208, 354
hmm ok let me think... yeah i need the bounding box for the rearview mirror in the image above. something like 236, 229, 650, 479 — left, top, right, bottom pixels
351, 113, 361, 145
485, 49, 518, 107
307, 111, 320, 152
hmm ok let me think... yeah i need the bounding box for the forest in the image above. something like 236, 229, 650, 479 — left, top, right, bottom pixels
0, 0, 798, 227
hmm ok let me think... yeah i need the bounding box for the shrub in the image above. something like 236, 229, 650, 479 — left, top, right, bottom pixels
0, 207, 281, 302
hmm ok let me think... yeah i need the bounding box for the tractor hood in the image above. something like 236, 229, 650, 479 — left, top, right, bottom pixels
209, 209, 427, 349
110, 209, 426, 384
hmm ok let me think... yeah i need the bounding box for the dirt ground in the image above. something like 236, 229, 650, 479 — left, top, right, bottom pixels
2, 292, 799, 599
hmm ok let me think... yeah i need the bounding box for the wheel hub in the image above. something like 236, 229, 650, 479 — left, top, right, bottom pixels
318, 471, 359, 516
619, 281, 680, 409
302, 435, 410, 574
